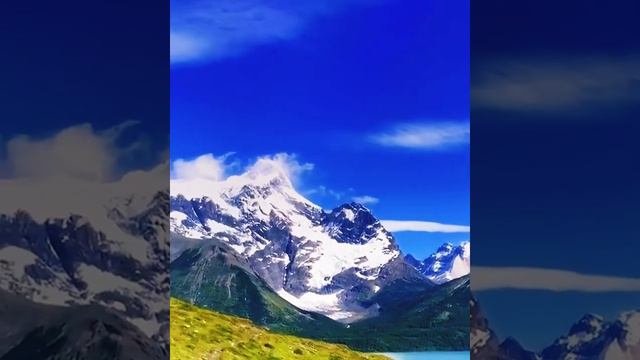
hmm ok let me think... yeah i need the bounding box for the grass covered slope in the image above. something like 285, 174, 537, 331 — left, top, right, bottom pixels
171, 238, 470, 352
171, 238, 346, 336
344, 276, 470, 351
171, 298, 389, 360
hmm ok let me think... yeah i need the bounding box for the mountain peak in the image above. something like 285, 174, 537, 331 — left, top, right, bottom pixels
170, 168, 405, 320
243, 161, 293, 188
329, 202, 374, 222
406, 241, 470, 284
569, 313, 605, 335
224, 166, 294, 194
436, 243, 455, 253
321, 202, 387, 245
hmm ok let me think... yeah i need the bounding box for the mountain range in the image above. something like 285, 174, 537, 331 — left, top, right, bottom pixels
405, 241, 470, 284
0, 166, 169, 358
170, 164, 470, 352
471, 296, 640, 360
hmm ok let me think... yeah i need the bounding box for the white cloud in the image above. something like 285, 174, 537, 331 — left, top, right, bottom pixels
371, 122, 469, 150
472, 56, 640, 112
2, 122, 141, 182
473, 266, 640, 292
244, 153, 313, 185
171, 0, 374, 64
171, 2, 299, 64
170, 152, 314, 198
170, 31, 211, 64
352, 195, 379, 205
171, 153, 228, 181
0, 123, 168, 257
381, 220, 470, 233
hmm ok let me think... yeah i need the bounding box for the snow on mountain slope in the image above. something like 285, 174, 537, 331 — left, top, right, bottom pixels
0, 163, 170, 347
170, 159, 418, 321
540, 310, 640, 360
406, 241, 470, 284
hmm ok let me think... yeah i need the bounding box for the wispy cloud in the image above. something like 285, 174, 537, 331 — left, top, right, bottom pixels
352, 195, 379, 205
381, 220, 470, 233
473, 266, 640, 292
243, 153, 314, 185
472, 56, 640, 112
171, 153, 233, 181
305, 185, 346, 200
170, 152, 314, 198
171, 0, 375, 64
1, 122, 146, 182
370, 122, 469, 150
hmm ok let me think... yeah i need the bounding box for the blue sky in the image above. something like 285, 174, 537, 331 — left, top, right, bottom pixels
171, 0, 470, 259
472, 0, 640, 351
1, 0, 168, 175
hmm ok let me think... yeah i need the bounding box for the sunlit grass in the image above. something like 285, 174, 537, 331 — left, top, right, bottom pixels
171, 298, 390, 360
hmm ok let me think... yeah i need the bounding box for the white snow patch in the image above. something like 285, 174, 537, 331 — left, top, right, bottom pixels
0, 246, 78, 305
170, 211, 188, 222
341, 208, 355, 222
0, 164, 168, 263
76, 264, 144, 294
276, 289, 356, 321
620, 311, 640, 346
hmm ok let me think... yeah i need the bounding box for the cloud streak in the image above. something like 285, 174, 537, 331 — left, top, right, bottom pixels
472, 55, 640, 112
352, 195, 379, 205
171, 0, 375, 64
473, 266, 640, 292
370, 122, 469, 150
381, 220, 470, 233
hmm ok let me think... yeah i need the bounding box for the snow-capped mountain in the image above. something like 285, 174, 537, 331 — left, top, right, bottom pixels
170, 162, 425, 321
541, 311, 640, 360
406, 241, 470, 284
0, 165, 169, 354
471, 295, 640, 360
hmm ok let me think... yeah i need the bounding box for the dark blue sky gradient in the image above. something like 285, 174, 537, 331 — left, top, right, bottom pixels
472, 0, 640, 350
1, 0, 168, 166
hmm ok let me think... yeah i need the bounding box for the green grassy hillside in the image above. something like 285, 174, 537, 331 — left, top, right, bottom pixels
171, 239, 346, 336
342, 276, 470, 351
171, 238, 470, 352
170, 298, 389, 360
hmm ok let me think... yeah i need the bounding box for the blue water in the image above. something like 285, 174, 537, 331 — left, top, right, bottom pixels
379, 352, 469, 360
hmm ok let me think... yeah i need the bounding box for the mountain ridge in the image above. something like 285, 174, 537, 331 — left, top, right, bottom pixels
0, 171, 170, 355
405, 241, 470, 284
471, 296, 640, 360
170, 167, 428, 321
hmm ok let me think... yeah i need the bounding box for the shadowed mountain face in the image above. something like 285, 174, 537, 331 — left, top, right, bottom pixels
171, 238, 348, 336
0, 289, 165, 360
471, 296, 640, 360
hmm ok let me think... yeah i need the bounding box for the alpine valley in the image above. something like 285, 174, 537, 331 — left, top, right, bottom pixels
170, 160, 471, 353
